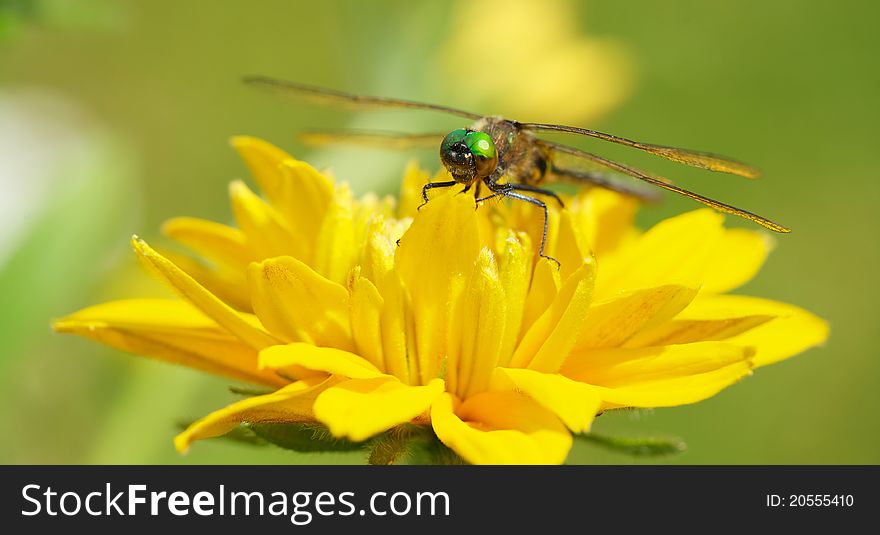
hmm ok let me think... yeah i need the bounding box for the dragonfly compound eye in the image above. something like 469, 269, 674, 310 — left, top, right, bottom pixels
440, 128, 476, 183
464, 131, 498, 178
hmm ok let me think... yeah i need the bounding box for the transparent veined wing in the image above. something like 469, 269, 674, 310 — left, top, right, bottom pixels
244, 76, 482, 120
521, 122, 761, 178
538, 139, 790, 233
298, 129, 445, 150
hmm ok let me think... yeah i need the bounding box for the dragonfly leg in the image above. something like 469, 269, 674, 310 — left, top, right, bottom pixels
507, 183, 564, 207
498, 189, 560, 268
474, 191, 506, 204
476, 180, 513, 205
420, 180, 458, 209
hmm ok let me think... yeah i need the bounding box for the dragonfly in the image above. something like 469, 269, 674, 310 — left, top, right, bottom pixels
244, 76, 790, 265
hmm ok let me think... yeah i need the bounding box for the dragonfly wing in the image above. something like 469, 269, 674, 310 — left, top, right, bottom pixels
244, 76, 483, 120
549, 164, 663, 203
539, 140, 790, 233
299, 130, 445, 150
521, 122, 761, 178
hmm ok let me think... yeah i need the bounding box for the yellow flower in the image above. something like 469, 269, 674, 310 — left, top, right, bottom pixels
436, 0, 635, 123
54, 137, 828, 464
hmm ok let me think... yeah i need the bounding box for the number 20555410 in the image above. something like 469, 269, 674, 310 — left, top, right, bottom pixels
766, 494, 854, 507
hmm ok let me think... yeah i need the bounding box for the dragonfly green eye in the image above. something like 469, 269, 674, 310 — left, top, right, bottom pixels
441, 128, 469, 153
464, 131, 496, 160
464, 131, 498, 178
440, 129, 476, 183
439, 129, 498, 183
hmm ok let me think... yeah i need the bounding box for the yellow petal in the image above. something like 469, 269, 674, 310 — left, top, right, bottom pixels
491, 368, 600, 433
314, 377, 444, 442
247, 256, 354, 351
510, 261, 595, 372
230, 137, 335, 242
702, 228, 773, 294
572, 188, 638, 257
564, 341, 751, 385
675, 295, 829, 367
573, 284, 699, 350
132, 236, 279, 350
348, 270, 385, 371
229, 180, 301, 259
436, 271, 464, 397
431, 391, 572, 465
474, 197, 499, 252
161, 216, 254, 271
623, 315, 775, 348
159, 249, 251, 312
360, 215, 407, 284
352, 193, 396, 264
174, 375, 333, 452
259, 343, 382, 379
274, 158, 336, 241
594, 209, 724, 300
313, 182, 356, 285
53, 299, 285, 387
520, 257, 560, 333
552, 210, 592, 282
377, 271, 412, 383
591, 363, 752, 409
495, 230, 532, 367
507, 195, 561, 266
230, 136, 296, 206
562, 341, 753, 408
448, 249, 506, 399
395, 190, 481, 384
397, 160, 430, 219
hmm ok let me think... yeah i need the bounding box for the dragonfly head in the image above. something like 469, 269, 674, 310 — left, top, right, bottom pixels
440, 128, 498, 184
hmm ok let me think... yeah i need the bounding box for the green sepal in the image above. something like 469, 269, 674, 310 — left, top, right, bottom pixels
575, 432, 686, 457
419, 440, 465, 465
247, 423, 364, 453
367, 425, 466, 465
228, 385, 275, 397
367, 426, 417, 465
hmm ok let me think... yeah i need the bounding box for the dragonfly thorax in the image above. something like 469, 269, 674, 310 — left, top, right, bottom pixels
472, 116, 551, 186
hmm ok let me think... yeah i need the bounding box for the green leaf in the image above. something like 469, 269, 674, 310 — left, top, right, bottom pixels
575, 432, 687, 457
247, 423, 365, 453
228, 385, 275, 397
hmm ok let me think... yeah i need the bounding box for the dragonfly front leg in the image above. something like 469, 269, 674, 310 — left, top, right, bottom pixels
420, 180, 458, 209
484, 182, 560, 268
475, 191, 505, 204
507, 183, 564, 208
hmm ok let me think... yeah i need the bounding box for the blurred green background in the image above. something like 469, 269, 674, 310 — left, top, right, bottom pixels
1, 0, 876, 464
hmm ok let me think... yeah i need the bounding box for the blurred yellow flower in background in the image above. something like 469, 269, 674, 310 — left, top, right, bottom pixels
436, 0, 634, 123
54, 137, 828, 464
